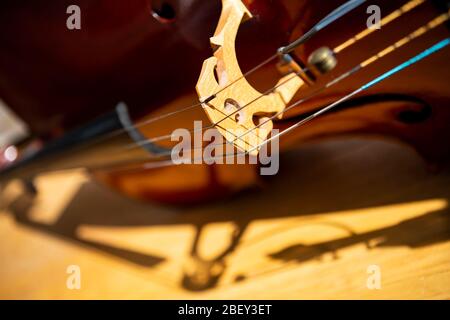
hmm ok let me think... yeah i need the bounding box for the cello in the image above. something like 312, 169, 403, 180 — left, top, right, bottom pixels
1, 0, 450, 204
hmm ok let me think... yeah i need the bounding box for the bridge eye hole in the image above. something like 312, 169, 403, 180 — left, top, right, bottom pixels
224, 99, 246, 124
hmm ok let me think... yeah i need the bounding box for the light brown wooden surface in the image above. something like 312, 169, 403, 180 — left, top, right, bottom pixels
0, 138, 449, 299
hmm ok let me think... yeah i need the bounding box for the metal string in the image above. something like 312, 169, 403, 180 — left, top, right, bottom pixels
119, 0, 426, 153
109, 8, 450, 168
56, 0, 372, 154
100, 37, 450, 173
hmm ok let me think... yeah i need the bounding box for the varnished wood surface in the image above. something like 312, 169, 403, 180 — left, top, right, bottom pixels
0, 138, 449, 299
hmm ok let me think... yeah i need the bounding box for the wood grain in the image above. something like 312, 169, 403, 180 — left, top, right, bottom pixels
0, 138, 449, 299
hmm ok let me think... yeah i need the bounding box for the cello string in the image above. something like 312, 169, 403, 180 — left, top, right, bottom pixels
120, 0, 425, 152
59, 0, 372, 151
334, 0, 425, 53
123, 71, 306, 151
96, 37, 450, 172
10, 0, 426, 175
120, 7, 448, 158
247, 37, 450, 154
192, 0, 427, 142
230, 9, 450, 151
103, 10, 450, 168
126, 0, 368, 131
280, 0, 367, 54
145, 0, 419, 142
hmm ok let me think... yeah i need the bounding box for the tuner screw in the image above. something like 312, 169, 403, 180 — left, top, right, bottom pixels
308, 47, 337, 76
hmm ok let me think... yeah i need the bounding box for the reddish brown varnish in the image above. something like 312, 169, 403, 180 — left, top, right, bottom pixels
1, 0, 449, 204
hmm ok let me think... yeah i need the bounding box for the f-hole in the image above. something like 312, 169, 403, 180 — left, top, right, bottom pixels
151, 1, 176, 23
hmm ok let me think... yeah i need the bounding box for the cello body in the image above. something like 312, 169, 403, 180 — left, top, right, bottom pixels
1, 0, 450, 203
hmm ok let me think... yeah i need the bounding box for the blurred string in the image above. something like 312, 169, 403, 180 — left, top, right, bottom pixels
120, 0, 426, 153
36, 0, 372, 156
114, 0, 437, 159
101, 34, 450, 173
